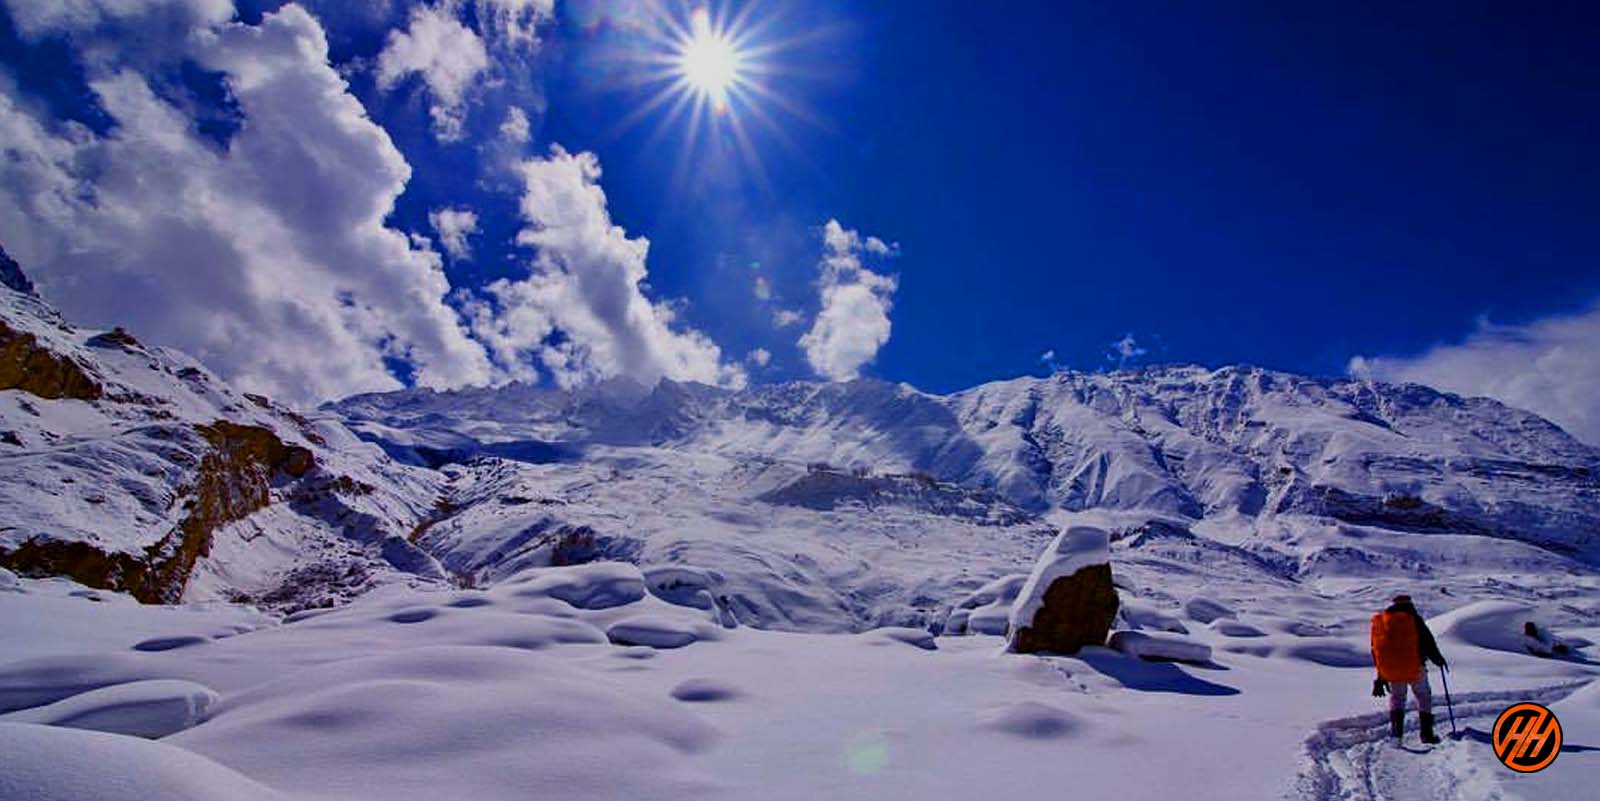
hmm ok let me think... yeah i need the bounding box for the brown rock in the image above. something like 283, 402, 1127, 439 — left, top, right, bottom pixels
0, 320, 103, 400
1008, 563, 1119, 655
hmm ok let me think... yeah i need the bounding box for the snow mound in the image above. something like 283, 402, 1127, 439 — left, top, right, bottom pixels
0, 722, 291, 801
168, 646, 720, 801
606, 615, 717, 649
967, 605, 1012, 636
1428, 600, 1540, 655
505, 562, 648, 610
0, 567, 20, 593
1183, 595, 1237, 624
1208, 619, 1268, 638
1119, 600, 1190, 634
0, 679, 218, 738
0, 652, 158, 714
945, 573, 1027, 635
670, 678, 740, 702
1007, 525, 1112, 634
1108, 630, 1213, 664
864, 626, 938, 651
978, 701, 1084, 740
642, 565, 723, 610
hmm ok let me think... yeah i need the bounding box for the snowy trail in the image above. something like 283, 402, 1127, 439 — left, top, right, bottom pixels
1290, 679, 1590, 801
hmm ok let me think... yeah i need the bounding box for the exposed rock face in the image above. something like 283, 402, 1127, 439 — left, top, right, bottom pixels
1008, 525, 1119, 655
0, 244, 32, 295
0, 421, 318, 603
1008, 563, 1119, 654
0, 320, 103, 400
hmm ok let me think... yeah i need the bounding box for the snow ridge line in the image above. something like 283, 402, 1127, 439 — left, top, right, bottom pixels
1288, 678, 1591, 801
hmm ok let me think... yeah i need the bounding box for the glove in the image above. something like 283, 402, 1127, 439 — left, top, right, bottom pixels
1433, 657, 1448, 670
1372, 678, 1387, 698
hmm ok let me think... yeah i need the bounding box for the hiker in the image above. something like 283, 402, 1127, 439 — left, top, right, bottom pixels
1370, 594, 1448, 744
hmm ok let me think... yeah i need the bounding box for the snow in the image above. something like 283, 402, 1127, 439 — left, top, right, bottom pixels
1006, 523, 1112, 637
0, 679, 218, 738
0, 570, 1596, 801
1108, 630, 1213, 664
504, 562, 648, 610
1183, 595, 1238, 624
606, 614, 719, 649
0, 722, 290, 801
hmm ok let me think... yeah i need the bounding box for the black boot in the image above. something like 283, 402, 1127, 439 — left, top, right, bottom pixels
1419, 712, 1441, 744
1390, 709, 1404, 741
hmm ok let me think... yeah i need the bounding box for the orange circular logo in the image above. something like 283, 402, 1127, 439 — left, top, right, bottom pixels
1492, 702, 1563, 773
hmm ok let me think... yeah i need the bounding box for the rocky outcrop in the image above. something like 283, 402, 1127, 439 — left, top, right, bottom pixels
0, 319, 103, 400
1008, 525, 1119, 654
0, 422, 317, 603
0, 243, 32, 295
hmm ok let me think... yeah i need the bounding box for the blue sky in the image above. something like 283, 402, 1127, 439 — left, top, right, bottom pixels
1, 0, 1597, 440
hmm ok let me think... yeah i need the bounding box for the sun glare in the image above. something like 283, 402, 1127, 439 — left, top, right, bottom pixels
677, 9, 743, 108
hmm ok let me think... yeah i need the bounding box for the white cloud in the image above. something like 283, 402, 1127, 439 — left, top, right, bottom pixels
499, 106, 531, 142
747, 348, 771, 367
0, 3, 493, 403
1349, 302, 1600, 445
429, 207, 479, 260
5, 0, 232, 39
1107, 333, 1147, 368
753, 275, 772, 301
798, 219, 899, 381
1040, 349, 1056, 363
773, 308, 804, 328
375, 3, 489, 142
478, 0, 554, 48
464, 144, 744, 389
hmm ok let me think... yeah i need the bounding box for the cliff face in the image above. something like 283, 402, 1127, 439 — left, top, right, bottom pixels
0, 255, 445, 607
0, 319, 103, 400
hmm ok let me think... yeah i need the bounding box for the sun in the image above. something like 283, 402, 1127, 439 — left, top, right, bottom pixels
676, 8, 744, 108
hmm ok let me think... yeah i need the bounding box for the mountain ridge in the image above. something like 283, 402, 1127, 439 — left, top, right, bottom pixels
3, 251, 1597, 630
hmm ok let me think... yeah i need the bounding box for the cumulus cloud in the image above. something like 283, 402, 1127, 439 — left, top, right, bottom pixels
747, 347, 771, 367
773, 308, 804, 328
463, 144, 744, 389
0, 3, 493, 402
798, 219, 899, 381
499, 106, 532, 142
375, 3, 489, 142
753, 275, 772, 301
1349, 302, 1600, 445
429, 207, 479, 260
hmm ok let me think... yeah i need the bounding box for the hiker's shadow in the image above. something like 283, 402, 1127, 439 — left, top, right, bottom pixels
1458, 727, 1600, 754
1073, 648, 1240, 696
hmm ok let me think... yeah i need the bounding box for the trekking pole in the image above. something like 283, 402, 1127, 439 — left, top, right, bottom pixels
1438, 665, 1458, 737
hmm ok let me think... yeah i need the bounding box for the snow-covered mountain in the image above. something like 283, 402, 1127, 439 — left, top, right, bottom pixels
5, 250, 1599, 629
0, 267, 449, 609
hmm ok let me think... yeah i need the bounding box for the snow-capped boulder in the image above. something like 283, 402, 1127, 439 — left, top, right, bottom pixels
1108, 630, 1213, 665
945, 573, 1028, 635
506, 562, 648, 610
1119, 600, 1190, 634
0, 679, 218, 739
605, 615, 717, 649
1007, 525, 1119, 654
1183, 595, 1237, 624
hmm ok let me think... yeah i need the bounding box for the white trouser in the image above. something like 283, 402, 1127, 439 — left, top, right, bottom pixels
1387, 672, 1433, 715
